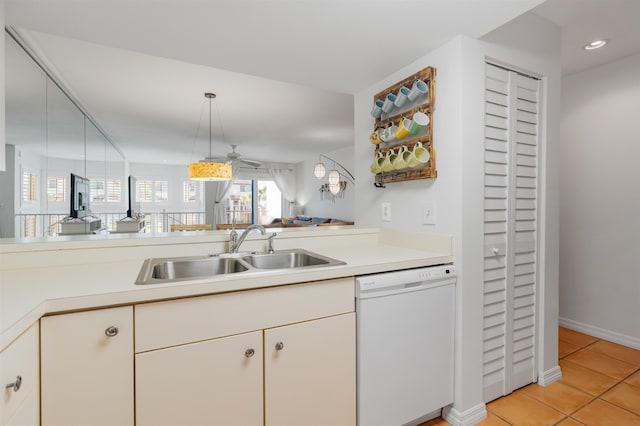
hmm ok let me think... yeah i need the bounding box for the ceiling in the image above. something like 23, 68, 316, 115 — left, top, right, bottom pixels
533, 0, 640, 76
3, 0, 558, 165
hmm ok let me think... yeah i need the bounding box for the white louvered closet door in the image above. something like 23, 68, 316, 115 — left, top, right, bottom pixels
483, 63, 540, 403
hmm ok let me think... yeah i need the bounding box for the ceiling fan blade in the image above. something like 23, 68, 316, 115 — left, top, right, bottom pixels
240, 158, 263, 168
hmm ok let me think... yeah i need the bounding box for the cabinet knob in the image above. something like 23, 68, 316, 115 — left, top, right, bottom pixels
275, 341, 284, 351
492, 247, 499, 255
105, 326, 119, 337
5, 376, 22, 392
245, 348, 255, 358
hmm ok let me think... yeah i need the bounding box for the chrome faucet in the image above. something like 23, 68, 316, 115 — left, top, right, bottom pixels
230, 224, 266, 253
268, 232, 277, 254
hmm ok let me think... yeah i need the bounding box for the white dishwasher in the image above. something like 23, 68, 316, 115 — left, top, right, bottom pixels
356, 265, 456, 426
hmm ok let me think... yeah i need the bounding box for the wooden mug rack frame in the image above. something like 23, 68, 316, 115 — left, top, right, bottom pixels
372, 66, 437, 186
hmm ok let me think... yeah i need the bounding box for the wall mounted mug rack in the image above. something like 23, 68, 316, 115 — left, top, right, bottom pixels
371, 66, 437, 187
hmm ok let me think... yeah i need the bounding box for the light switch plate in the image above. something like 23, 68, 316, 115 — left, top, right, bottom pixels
381, 202, 391, 222
423, 200, 436, 225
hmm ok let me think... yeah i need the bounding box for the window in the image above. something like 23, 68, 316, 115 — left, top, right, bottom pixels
90, 179, 105, 202
47, 177, 66, 202
23, 216, 36, 237
137, 180, 153, 202
91, 179, 121, 203
227, 179, 282, 225
22, 172, 37, 202
257, 180, 282, 225
183, 181, 198, 203
106, 179, 122, 202
154, 180, 169, 202
137, 179, 169, 203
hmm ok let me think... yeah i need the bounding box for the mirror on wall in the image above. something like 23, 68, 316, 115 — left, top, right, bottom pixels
1, 32, 126, 239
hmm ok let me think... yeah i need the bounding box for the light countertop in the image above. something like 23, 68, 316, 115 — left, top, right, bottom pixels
0, 227, 453, 350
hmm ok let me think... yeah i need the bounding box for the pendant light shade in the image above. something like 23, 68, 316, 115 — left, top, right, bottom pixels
328, 182, 341, 195
189, 161, 232, 180
328, 169, 340, 185
189, 92, 232, 181
314, 161, 326, 179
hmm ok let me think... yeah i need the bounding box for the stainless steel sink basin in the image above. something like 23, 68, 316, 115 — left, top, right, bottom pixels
242, 249, 342, 269
152, 257, 249, 280
136, 249, 345, 285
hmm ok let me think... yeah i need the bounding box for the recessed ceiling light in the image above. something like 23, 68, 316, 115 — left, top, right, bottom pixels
584, 39, 608, 50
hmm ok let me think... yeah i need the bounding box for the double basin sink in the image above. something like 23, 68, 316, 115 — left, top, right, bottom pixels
135, 249, 346, 285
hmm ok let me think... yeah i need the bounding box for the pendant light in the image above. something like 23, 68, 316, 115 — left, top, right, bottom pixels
314, 156, 326, 179
188, 92, 233, 181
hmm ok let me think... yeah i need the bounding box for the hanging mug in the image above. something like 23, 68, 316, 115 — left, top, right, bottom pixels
394, 86, 410, 108
381, 93, 397, 113
370, 99, 384, 118
392, 145, 410, 170
380, 150, 395, 173
370, 151, 384, 174
408, 112, 430, 134
407, 141, 430, 168
407, 79, 428, 101
395, 117, 412, 140
370, 127, 382, 145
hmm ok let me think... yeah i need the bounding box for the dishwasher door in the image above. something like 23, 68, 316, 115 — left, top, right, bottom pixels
356, 266, 455, 426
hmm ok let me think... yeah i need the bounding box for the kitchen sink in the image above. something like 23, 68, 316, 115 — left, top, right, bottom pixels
135, 249, 345, 285
241, 250, 340, 269
151, 257, 249, 280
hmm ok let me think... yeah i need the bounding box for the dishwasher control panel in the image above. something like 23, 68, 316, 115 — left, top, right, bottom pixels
416, 265, 455, 281
356, 264, 456, 298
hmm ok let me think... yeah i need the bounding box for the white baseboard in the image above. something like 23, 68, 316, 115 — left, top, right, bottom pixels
538, 365, 562, 386
560, 317, 640, 350
442, 403, 486, 426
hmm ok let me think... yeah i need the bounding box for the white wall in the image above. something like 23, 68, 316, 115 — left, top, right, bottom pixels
355, 36, 479, 416
354, 11, 561, 423
296, 146, 354, 221
559, 53, 640, 347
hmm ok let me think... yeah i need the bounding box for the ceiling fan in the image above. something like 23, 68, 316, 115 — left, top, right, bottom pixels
216, 144, 263, 168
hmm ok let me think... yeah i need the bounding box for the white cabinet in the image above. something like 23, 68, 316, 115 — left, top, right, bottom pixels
1, 323, 39, 426
135, 278, 356, 426
40, 306, 134, 426
136, 331, 263, 426
265, 313, 356, 426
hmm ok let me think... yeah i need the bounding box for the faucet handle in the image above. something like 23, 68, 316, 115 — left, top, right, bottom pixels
268, 233, 277, 254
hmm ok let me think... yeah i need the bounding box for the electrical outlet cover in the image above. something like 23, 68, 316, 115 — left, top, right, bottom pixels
381, 202, 391, 221
423, 200, 436, 225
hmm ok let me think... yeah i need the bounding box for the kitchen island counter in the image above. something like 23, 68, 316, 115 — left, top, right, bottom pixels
0, 227, 452, 350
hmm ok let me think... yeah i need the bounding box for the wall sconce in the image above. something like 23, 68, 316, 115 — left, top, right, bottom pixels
314, 154, 354, 199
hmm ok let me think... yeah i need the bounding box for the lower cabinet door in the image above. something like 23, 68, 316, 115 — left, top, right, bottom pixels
136, 330, 263, 426
264, 313, 356, 426
41, 306, 133, 426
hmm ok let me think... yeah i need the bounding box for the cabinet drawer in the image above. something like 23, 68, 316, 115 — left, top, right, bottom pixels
135, 277, 354, 352
1, 323, 39, 426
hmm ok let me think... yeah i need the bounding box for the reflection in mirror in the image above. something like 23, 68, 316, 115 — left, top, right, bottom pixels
1, 31, 127, 239
2, 34, 47, 238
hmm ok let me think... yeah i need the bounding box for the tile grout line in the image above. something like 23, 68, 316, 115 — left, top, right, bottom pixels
594, 396, 640, 419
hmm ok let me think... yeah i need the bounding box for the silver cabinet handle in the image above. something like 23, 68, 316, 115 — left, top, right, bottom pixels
105, 326, 119, 337
5, 376, 22, 392
245, 348, 255, 358
275, 341, 284, 351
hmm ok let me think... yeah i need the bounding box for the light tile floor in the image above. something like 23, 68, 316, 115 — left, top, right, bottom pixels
420, 327, 640, 425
